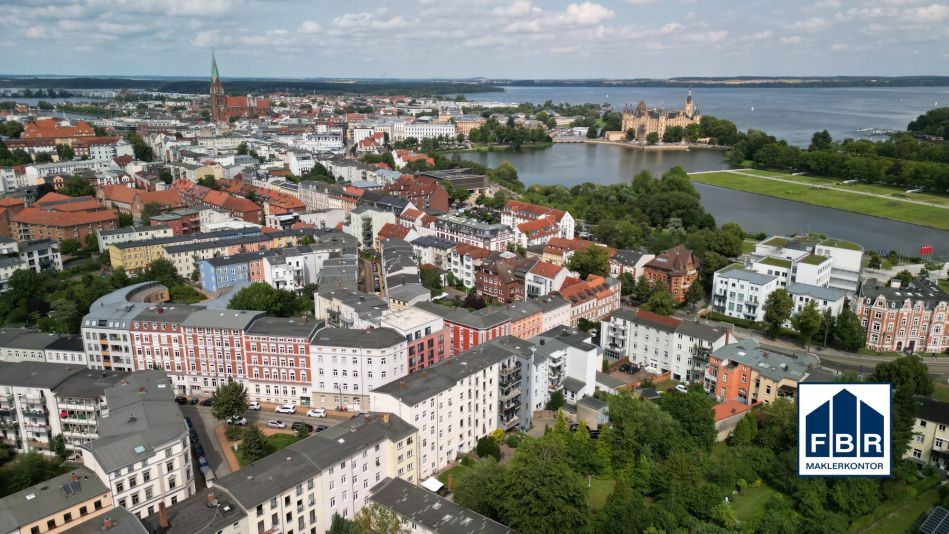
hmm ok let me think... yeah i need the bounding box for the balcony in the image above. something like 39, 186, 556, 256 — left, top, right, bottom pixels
500, 386, 521, 402
503, 416, 520, 430
24, 422, 49, 432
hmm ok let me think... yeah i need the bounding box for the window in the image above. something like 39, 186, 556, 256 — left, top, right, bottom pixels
64, 513, 73, 523
912, 449, 922, 459
47, 520, 56, 530
79, 506, 88, 516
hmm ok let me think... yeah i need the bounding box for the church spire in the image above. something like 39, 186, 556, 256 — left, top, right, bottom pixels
211, 50, 220, 84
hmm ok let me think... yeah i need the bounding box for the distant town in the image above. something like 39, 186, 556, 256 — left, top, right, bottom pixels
0, 53, 947, 534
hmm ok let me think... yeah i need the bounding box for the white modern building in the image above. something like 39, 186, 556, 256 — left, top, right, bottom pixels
712, 265, 781, 323
310, 327, 407, 412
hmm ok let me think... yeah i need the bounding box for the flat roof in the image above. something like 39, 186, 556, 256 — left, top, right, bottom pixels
312, 327, 405, 349
370, 477, 515, 534
0, 468, 108, 532
245, 317, 320, 339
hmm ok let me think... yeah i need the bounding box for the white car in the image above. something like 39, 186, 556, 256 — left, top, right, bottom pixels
247, 401, 260, 411
675, 383, 689, 394
267, 420, 286, 429
306, 408, 326, 418
226, 416, 247, 425
275, 404, 296, 414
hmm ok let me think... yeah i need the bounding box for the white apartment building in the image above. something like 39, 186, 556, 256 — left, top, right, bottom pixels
905, 397, 949, 470
25, 159, 116, 180
288, 152, 315, 176
391, 122, 456, 142
82, 284, 155, 373
81, 371, 195, 520
752, 235, 863, 293
787, 282, 847, 317
712, 265, 780, 323
0, 327, 86, 366
600, 308, 731, 383
314, 288, 389, 330
98, 226, 174, 253
344, 206, 396, 249
432, 215, 514, 252
310, 327, 408, 412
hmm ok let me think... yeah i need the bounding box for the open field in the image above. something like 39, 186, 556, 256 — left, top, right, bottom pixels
738, 169, 949, 206
689, 170, 949, 231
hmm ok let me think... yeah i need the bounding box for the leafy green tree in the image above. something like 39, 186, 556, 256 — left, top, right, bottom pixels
596, 482, 651, 534
498, 439, 589, 534
0, 121, 24, 139
586, 126, 598, 139
476, 435, 501, 461
326, 513, 360, 534
210, 381, 249, 420
0, 452, 68, 497
236, 142, 248, 155
646, 132, 660, 145
59, 176, 95, 197
158, 168, 173, 184
641, 286, 676, 316
47, 297, 80, 334
237, 425, 269, 464
683, 281, 704, 311
791, 300, 822, 350
730, 412, 757, 446
55, 144, 74, 161
452, 458, 506, 519
295, 423, 310, 441
753, 399, 797, 452
51, 435, 68, 461
228, 282, 299, 317
34, 152, 53, 164
661, 388, 716, 450
832, 306, 865, 351
419, 266, 442, 296
566, 245, 610, 278
141, 201, 162, 224
353, 503, 402, 534
894, 270, 913, 287
808, 130, 833, 151
197, 175, 219, 190
59, 238, 81, 255
871, 355, 934, 455
763, 288, 793, 337
567, 423, 600, 475
545, 390, 565, 411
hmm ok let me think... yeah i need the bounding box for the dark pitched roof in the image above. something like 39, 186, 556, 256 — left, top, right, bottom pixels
915, 396, 949, 426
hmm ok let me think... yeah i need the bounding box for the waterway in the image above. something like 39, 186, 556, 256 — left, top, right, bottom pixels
463, 86, 948, 147
454, 143, 949, 259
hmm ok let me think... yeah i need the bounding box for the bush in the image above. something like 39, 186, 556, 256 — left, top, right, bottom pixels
225, 426, 243, 441
706, 311, 760, 329
476, 436, 501, 461
460, 455, 475, 467
505, 432, 526, 449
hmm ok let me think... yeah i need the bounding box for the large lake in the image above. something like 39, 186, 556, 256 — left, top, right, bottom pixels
455, 143, 949, 260
464, 86, 948, 147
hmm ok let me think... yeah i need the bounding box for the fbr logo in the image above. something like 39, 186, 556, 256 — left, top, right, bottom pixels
798, 383, 891, 476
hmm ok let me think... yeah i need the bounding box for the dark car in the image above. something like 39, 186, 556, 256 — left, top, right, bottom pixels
315, 425, 329, 433
190, 397, 199, 405
618, 364, 631, 373
194, 444, 205, 458
174, 396, 188, 405
200, 399, 214, 406
185, 417, 193, 429
291, 422, 315, 433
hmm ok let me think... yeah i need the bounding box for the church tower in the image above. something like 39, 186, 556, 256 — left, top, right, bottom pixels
684, 88, 694, 117
209, 52, 226, 123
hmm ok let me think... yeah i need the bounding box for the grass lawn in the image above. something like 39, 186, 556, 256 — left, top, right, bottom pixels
939, 279, 949, 294
436, 463, 472, 486
856, 488, 941, 533
236, 433, 301, 466
689, 171, 949, 231
729, 483, 786, 524
587, 477, 616, 511
933, 382, 949, 403
652, 378, 679, 392
741, 239, 758, 254
734, 169, 949, 206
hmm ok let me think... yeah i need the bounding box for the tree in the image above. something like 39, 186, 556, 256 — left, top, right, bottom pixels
791, 300, 822, 350
763, 288, 793, 337
237, 425, 269, 464
419, 266, 442, 296
894, 270, 913, 288
567, 423, 600, 475
59, 238, 81, 255
55, 144, 74, 161
228, 282, 299, 317
158, 168, 173, 184
545, 390, 565, 411
641, 286, 676, 316
661, 389, 716, 450
566, 245, 610, 278
51, 435, 68, 461
498, 439, 590, 533
866, 254, 882, 270
34, 153, 53, 163
0, 452, 69, 497
833, 306, 865, 351
683, 281, 704, 311
326, 513, 360, 534
463, 292, 486, 310
596, 481, 651, 534
59, 176, 95, 197
453, 458, 506, 519
354, 503, 402, 534
586, 126, 598, 139
646, 132, 660, 145
730, 411, 757, 446
295, 423, 310, 441
236, 142, 248, 155
141, 201, 162, 224
809, 130, 833, 151
210, 380, 249, 420
476, 435, 501, 461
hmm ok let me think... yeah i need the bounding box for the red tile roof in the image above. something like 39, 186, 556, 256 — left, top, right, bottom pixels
13, 207, 117, 226
21, 118, 95, 140
377, 222, 411, 240
528, 261, 564, 279
635, 309, 681, 330
504, 200, 566, 222
713, 401, 755, 422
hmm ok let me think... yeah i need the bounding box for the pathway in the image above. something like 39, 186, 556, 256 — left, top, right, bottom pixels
689, 169, 949, 210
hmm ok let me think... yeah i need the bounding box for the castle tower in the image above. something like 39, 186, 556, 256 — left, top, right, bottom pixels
209, 52, 226, 123
684, 88, 694, 117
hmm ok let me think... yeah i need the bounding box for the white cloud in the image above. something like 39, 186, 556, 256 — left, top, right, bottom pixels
492, 1, 540, 17
780, 35, 803, 44
792, 17, 829, 30
625, 0, 657, 4
812, 0, 840, 8
562, 2, 614, 25
900, 4, 949, 22
299, 20, 321, 34
831, 42, 849, 50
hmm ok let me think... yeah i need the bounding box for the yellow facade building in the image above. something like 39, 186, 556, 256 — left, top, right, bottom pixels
621, 89, 700, 141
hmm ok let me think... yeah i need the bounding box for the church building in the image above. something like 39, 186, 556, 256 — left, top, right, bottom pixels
209, 52, 271, 123
621, 89, 700, 141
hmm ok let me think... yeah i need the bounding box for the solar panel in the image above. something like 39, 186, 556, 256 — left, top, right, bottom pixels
61, 480, 81, 497
921, 507, 949, 534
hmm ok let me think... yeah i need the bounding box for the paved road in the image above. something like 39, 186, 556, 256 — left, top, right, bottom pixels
181, 404, 352, 477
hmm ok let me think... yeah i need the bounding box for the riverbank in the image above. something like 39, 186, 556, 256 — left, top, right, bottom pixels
443, 142, 553, 153
689, 169, 949, 231
584, 139, 703, 151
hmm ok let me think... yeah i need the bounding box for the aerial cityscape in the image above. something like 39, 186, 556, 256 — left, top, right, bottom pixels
0, 1, 948, 533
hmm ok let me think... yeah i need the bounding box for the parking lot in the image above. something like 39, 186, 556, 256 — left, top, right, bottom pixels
181, 403, 351, 477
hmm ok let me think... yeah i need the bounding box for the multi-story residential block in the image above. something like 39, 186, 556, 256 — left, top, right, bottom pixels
0, 468, 112, 534
82, 283, 165, 372
501, 200, 574, 244
383, 176, 449, 212
314, 288, 389, 329
854, 278, 949, 353
392, 122, 456, 141
410, 236, 454, 270
704, 338, 819, 405
524, 261, 568, 299
178, 309, 264, 396
609, 248, 655, 280
711, 265, 779, 322
555, 275, 621, 326
753, 235, 864, 293
642, 245, 699, 303
310, 327, 407, 412
148, 208, 203, 236
600, 308, 731, 382
503, 300, 544, 340
905, 397, 948, 470
787, 282, 847, 317
381, 238, 430, 311
18, 239, 62, 273
475, 256, 535, 304
243, 318, 320, 406
198, 252, 272, 292
81, 371, 195, 520
0, 328, 85, 366
142, 413, 418, 533
415, 302, 511, 356
447, 244, 493, 289
345, 206, 396, 249
533, 294, 572, 333
12, 206, 117, 244
380, 307, 448, 373
97, 226, 174, 254
431, 215, 513, 252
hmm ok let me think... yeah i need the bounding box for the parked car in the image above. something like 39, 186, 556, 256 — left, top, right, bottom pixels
194, 444, 205, 458
675, 383, 689, 394
198, 456, 208, 467
618, 364, 631, 373
247, 401, 261, 411
174, 396, 188, 405
189, 397, 199, 405
200, 399, 214, 407
275, 404, 296, 414
185, 417, 193, 429
314, 425, 329, 433
267, 420, 286, 429
305, 408, 326, 418
226, 416, 247, 426
291, 422, 314, 433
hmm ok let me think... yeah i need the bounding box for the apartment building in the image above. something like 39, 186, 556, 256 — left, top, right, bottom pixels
711, 265, 780, 322
81, 371, 195, 520
609, 248, 655, 280
750, 254, 831, 289
905, 397, 948, 470
380, 308, 448, 373
177, 310, 264, 396
642, 245, 700, 303
753, 235, 864, 293
18, 239, 63, 273
524, 261, 568, 299
447, 244, 494, 289
142, 413, 418, 534
369, 477, 514, 534
0, 468, 112, 534
854, 278, 949, 353
0, 328, 86, 366
392, 122, 456, 141
600, 308, 731, 383
314, 288, 389, 329
431, 215, 513, 252
414, 302, 512, 357
97, 226, 174, 254
197, 252, 272, 292
501, 200, 574, 246
310, 327, 407, 412
243, 318, 320, 406
555, 275, 621, 326
704, 338, 819, 405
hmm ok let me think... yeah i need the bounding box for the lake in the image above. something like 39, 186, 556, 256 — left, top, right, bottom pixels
455, 143, 949, 259
464, 86, 948, 147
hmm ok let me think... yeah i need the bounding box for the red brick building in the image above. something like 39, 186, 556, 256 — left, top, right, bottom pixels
642, 244, 700, 302
383, 175, 449, 212
11, 192, 117, 243
854, 278, 949, 354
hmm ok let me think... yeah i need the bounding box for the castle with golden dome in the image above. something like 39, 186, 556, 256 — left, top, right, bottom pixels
621, 89, 700, 141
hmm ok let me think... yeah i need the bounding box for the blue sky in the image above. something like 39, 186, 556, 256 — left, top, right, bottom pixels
1, 0, 947, 78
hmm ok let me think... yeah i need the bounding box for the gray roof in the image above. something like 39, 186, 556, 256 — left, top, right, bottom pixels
717, 267, 776, 286
181, 309, 265, 330
18, 239, 58, 252
609, 308, 728, 343
413, 302, 510, 330
577, 396, 608, 411
370, 477, 516, 534
313, 327, 404, 349
915, 396, 949, 426
202, 250, 279, 267
99, 225, 171, 237
133, 304, 203, 324
611, 248, 648, 266
0, 468, 108, 532
374, 337, 527, 406
0, 327, 73, 351
0, 360, 84, 389
787, 282, 847, 302
82, 371, 187, 473
713, 338, 818, 383
595, 371, 625, 389
212, 412, 414, 509
562, 376, 586, 393
529, 294, 570, 312
54, 369, 130, 399
141, 489, 243, 534
65, 507, 148, 534
0, 257, 24, 269
245, 317, 320, 339
411, 236, 456, 250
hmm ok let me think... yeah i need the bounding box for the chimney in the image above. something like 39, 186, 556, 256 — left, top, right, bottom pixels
399, 380, 405, 390
422, 371, 428, 380
71, 472, 78, 482
158, 502, 169, 529
363, 415, 372, 424
762, 352, 768, 359
207, 492, 216, 507
447, 473, 454, 492
382, 413, 390, 425
102, 518, 113, 530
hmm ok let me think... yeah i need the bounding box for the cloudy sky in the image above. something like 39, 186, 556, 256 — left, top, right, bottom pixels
1, 0, 947, 78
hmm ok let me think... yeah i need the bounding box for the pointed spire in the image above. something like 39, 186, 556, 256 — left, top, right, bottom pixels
211, 49, 220, 83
